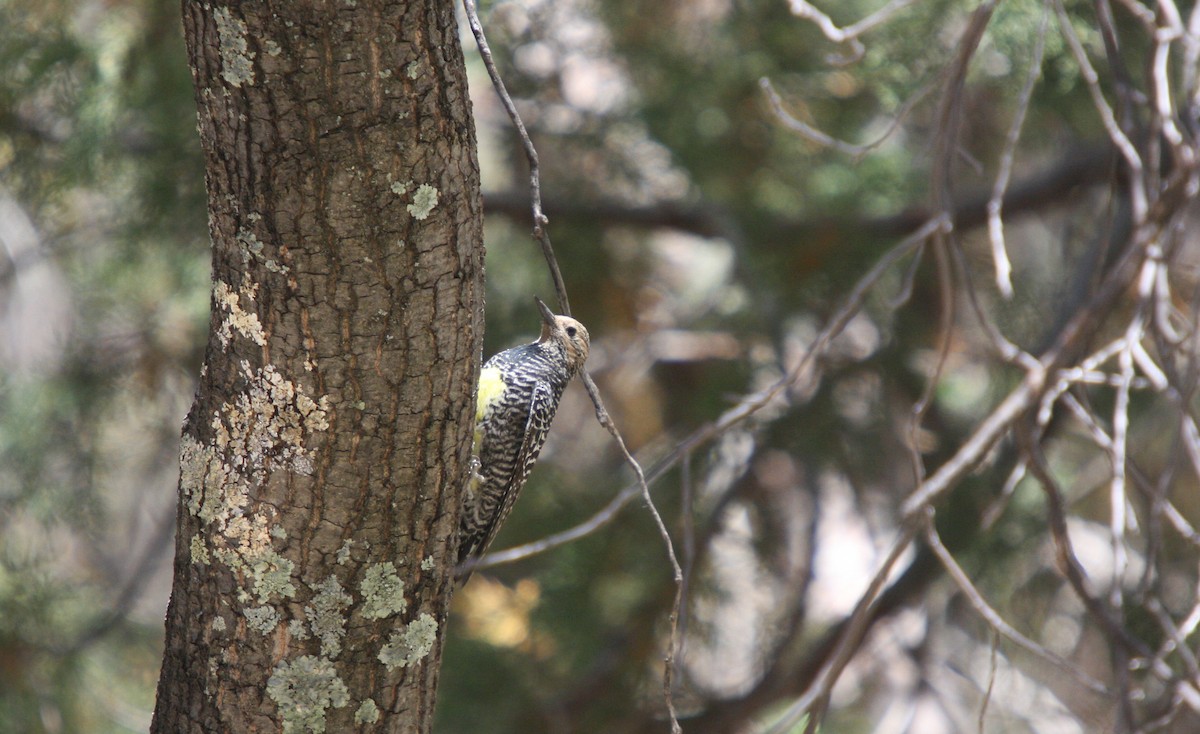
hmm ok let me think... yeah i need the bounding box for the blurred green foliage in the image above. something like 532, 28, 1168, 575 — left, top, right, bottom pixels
0, 0, 205, 731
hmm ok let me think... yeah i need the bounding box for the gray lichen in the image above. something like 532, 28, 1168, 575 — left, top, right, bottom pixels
237, 226, 289, 274
266, 655, 349, 734
336, 539, 353, 565
354, 698, 380, 724
287, 618, 310, 640
178, 358, 330, 606
252, 553, 298, 604
406, 184, 439, 220
213, 7, 256, 87
245, 605, 281, 635
360, 562, 406, 620
378, 613, 438, 670
190, 534, 210, 565
305, 575, 353, 657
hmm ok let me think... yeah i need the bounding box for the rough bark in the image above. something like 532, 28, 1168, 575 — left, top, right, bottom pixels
151, 0, 482, 731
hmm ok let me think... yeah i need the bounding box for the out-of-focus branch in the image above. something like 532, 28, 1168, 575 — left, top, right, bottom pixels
482, 143, 1115, 244
1053, 0, 1148, 222
923, 517, 1110, 694
911, 0, 998, 504
761, 76, 935, 158
987, 6, 1048, 298
787, 0, 917, 64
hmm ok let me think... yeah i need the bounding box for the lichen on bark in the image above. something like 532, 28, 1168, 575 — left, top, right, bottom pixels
154, 1, 483, 731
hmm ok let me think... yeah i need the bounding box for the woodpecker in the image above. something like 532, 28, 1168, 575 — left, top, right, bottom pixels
457, 297, 590, 578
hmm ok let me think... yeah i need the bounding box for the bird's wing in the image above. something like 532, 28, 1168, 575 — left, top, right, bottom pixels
462, 381, 557, 566
510, 381, 557, 496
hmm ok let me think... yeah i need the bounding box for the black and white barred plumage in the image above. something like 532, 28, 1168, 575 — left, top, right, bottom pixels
457, 298, 589, 579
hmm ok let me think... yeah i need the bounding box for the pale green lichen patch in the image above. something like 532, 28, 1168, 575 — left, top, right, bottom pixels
405, 61, 420, 79
288, 618, 310, 640
420, 555, 435, 572
212, 616, 227, 633
251, 553, 297, 603
190, 534, 210, 565
180, 435, 229, 523
219, 362, 331, 477
336, 539, 353, 565
265, 39, 282, 57
354, 698, 380, 724
214, 7, 255, 87
305, 575, 353, 657
266, 655, 349, 734
178, 359, 330, 606
406, 184, 439, 220
378, 613, 437, 670
198, 360, 330, 523
245, 604, 281, 635
389, 180, 411, 195
215, 280, 266, 347
360, 562, 406, 620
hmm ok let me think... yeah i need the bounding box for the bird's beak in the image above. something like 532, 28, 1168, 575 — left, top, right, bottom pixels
534, 296, 557, 327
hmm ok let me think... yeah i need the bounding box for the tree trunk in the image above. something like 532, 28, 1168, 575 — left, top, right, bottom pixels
152, 0, 482, 731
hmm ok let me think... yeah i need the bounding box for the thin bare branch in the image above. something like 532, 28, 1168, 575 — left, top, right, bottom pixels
460, 0, 570, 313
911, 0, 998, 489
1114, 0, 1159, 30
987, 7, 1048, 298
1151, 4, 1190, 160
1053, 0, 1149, 222
760, 76, 936, 160
1183, 2, 1200, 116
787, 0, 917, 63
1145, 597, 1200, 685
760, 78, 872, 156
764, 520, 922, 734
1021, 428, 1154, 661
1108, 325, 1140, 611
924, 517, 1111, 695
978, 630, 999, 734
900, 362, 1044, 516
580, 371, 684, 733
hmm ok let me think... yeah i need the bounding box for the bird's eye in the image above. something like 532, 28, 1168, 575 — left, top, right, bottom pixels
566, 326, 577, 337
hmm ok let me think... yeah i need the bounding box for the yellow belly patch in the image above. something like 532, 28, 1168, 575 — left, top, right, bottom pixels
476, 366, 506, 422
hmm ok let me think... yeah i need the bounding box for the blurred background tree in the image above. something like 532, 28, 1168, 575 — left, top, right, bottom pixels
3, 0, 1200, 732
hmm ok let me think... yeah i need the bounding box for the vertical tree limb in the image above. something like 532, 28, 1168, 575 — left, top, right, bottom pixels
152, 1, 483, 731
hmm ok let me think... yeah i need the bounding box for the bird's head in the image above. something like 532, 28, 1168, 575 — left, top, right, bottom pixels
535, 297, 589, 376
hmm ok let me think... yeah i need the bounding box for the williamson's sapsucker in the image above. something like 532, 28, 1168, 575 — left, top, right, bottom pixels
457, 297, 590, 580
